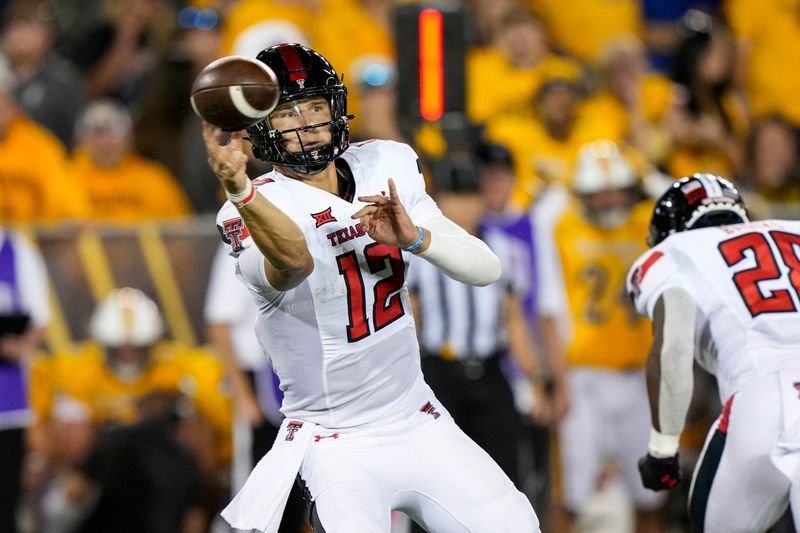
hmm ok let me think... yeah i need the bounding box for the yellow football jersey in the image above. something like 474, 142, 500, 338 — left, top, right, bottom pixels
554, 200, 652, 370
31, 341, 230, 439
0, 116, 89, 223
69, 150, 193, 223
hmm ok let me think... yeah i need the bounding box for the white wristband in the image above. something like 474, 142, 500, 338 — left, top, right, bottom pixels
648, 428, 680, 458
226, 179, 256, 208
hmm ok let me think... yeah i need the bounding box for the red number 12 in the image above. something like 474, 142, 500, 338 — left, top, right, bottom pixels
336, 244, 406, 342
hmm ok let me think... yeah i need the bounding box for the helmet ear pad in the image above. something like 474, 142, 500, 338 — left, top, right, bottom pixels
647, 173, 749, 247
245, 44, 351, 174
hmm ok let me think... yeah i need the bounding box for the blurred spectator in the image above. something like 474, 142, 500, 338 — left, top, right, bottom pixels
0, 0, 87, 149
467, 0, 522, 45
583, 35, 677, 166
535, 141, 666, 532
527, 0, 642, 62
485, 77, 617, 209
70, 99, 193, 223
0, 60, 88, 223
0, 228, 49, 533
134, 7, 223, 213
220, 0, 310, 57
349, 55, 403, 142
30, 288, 230, 463
407, 155, 547, 493
204, 244, 307, 533
69, 391, 207, 533
466, 8, 582, 125
740, 116, 800, 219
310, 0, 395, 140
642, 0, 721, 71
725, 0, 800, 126
66, 0, 173, 104
665, 10, 748, 179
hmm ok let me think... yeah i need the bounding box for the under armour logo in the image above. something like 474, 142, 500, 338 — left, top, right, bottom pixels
285, 421, 303, 441
420, 401, 440, 419
311, 207, 337, 228
314, 433, 339, 442
660, 474, 678, 488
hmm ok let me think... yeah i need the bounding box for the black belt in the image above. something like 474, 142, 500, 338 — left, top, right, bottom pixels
424, 349, 503, 380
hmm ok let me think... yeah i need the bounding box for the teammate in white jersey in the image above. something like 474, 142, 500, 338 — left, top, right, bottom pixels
627, 173, 800, 532
202, 43, 540, 533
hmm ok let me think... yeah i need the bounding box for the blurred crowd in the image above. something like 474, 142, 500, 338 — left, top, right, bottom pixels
0, 0, 799, 531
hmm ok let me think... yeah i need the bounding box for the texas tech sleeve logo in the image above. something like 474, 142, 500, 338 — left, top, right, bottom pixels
218, 217, 251, 252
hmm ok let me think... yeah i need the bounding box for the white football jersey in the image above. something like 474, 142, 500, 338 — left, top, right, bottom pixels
627, 220, 800, 402
215, 140, 442, 427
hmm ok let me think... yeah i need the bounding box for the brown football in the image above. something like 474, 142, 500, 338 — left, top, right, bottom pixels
190, 56, 280, 131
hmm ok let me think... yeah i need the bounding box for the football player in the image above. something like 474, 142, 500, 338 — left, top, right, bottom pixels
629, 173, 800, 532
536, 140, 667, 531
203, 43, 540, 532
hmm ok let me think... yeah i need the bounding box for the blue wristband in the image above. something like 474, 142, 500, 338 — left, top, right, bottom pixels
402, 226, 425, 252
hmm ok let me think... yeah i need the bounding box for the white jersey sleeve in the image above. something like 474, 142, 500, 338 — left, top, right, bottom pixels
626, 246, 685, 319
214, 175, 302, 299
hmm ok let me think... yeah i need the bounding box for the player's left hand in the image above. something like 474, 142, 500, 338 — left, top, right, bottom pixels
352, 178, 419, 248
638, 453, 682, 491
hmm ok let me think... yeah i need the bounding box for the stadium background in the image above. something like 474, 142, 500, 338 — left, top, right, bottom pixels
2, 0, 799, 531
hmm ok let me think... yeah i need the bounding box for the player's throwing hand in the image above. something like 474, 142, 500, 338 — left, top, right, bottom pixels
352, 178, 420, 248
202, 123, 249, 195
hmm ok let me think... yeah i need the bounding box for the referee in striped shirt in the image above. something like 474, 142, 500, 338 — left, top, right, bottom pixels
407, 155, 545, 487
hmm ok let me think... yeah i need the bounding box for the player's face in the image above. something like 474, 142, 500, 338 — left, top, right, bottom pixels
581, 188, 635, 229
269, 98, 333, 153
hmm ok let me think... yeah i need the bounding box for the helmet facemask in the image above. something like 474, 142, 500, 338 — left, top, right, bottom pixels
248, 89, 349, 174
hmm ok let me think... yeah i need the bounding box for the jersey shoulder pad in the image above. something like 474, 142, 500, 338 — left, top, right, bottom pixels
627, 244, 680, 317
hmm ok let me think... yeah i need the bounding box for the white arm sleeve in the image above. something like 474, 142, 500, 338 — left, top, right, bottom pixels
653, 287, 697, 440
416, 214, 501, 287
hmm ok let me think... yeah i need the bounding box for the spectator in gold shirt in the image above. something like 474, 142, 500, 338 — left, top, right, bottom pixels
0, 60, 88, 223
69, 99, 193, 223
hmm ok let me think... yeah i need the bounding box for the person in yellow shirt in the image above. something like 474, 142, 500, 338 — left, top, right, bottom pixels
582, 35, 676, 166
528, 0, 642, 62
309, 0, 395, 139
31, 288, 231, 450
535, 141, 666, 532
725, 0, 800, 126
69, 99, 193, 223
665, 11, 748, 180
467, 8, 583, 125
0, 61, 88, 223
485, 77, 621, 209
220, 0, 311, 58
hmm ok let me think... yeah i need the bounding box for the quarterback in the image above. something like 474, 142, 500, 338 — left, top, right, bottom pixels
203, 43, 540, 533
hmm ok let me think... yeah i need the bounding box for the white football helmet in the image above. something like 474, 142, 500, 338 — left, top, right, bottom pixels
89, 288, 164, 347
572, 140, 637, 195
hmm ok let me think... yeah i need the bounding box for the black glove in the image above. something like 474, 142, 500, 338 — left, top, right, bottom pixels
638, 453, 682, 491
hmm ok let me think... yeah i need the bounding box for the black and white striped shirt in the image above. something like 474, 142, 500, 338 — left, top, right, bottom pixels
407, 229, 528, 360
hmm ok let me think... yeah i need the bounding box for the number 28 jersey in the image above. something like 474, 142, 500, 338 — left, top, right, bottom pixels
215, 140, 442, 428
627, 220, 800, 402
